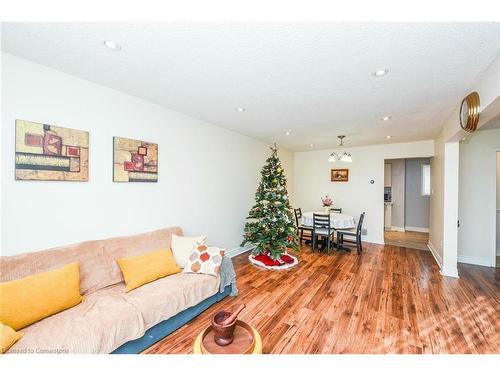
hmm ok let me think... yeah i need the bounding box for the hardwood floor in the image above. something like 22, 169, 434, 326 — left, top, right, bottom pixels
144, 243, 500, 354
384, 230, 429, 251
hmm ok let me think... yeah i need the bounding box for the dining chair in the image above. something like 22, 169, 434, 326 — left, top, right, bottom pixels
294, 208, 312, 244
312, 213, 336, 253
336, 212, 365, 254
331, 208, 342, 214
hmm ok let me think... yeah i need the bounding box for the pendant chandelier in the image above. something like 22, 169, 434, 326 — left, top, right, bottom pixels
328, 135, 352, 163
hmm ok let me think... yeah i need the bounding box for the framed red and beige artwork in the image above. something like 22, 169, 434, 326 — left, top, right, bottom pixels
113, 136, 158, 182
15, 119, 89, 181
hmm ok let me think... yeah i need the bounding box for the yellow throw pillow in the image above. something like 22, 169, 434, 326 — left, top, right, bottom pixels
0, 262, 82, 331
0, 323, 23, 354
117, 248, 181, 292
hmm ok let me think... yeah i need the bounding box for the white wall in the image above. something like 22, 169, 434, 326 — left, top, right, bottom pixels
1, 53, 294, 255
441, 141, 460, 277
458, 128, 500, 267
405, 158, 430, 230
429, 55, 500, 273
441, 55, 500, 142
278, 147, 295, 205
497, 152, 500, 254
293, 141, 434, 245
497, 152, 500, 210
429, 134, 445, 263
385, 159, 405, 229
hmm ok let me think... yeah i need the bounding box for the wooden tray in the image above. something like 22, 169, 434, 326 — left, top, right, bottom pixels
200, 320, 255, 354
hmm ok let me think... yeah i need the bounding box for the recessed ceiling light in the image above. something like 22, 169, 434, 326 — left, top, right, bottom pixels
382, 116, 392, 121
103, 40, 121, 50
309, 143, 314, 148
285, 131, 291, 136
236, 108, 246, 112
386, 135, 392, 139
373, 69, 389, 77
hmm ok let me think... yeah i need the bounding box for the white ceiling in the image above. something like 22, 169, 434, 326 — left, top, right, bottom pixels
2, 23, 499, 151
480, 115, 500, 130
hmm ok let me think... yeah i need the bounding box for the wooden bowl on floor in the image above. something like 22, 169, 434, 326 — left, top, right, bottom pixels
200, 320, 255, 354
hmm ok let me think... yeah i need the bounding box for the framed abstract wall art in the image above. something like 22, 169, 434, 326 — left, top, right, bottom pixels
15, 120, 89, 181
331, 168, 349, 182
113, 136, 158, 182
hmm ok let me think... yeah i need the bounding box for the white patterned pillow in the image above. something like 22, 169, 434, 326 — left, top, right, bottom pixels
171, 234, 207, 268
183, 245, 224, 276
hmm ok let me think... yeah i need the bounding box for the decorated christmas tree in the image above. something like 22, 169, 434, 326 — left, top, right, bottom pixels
241, 144, 299, 266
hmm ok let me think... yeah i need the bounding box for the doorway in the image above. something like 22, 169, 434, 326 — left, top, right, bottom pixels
496, 151, 499, 268
383, 158, 431, 250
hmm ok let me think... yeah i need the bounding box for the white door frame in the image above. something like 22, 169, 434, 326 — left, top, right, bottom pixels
494, 148, 500, 266
441, 141, 460, 278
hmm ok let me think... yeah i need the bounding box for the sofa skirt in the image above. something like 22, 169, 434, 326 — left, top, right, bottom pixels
111, 285, 231, 354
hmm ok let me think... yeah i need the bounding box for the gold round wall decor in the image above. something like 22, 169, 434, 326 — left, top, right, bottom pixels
459, 91, 480, 133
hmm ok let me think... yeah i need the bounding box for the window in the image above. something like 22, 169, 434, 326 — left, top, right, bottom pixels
421, 164, 431, 196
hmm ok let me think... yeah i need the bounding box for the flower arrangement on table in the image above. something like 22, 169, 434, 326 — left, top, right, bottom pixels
321, 195, 333, 213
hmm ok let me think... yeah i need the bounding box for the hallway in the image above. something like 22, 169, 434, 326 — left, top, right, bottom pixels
384, 230, 429, 250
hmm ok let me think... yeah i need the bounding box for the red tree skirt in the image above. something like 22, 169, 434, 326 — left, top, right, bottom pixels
249, 252, 299, 270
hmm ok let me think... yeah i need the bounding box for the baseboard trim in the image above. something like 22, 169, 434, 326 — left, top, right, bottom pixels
227, 238, 385, 257
458, 255, 494, 267
225, 245, 255, 258
388, 226, 405, 232
440, 267, 459, 278
362, 237, 385, 245
427, 241, 442, 268
405, 226, 429, 233
428, 242, 459, 278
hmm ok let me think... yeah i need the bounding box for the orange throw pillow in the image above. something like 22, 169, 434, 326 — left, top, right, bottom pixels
117, 248, 180, 292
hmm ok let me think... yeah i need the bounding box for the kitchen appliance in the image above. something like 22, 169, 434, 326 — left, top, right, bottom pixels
384, 187, 392, 202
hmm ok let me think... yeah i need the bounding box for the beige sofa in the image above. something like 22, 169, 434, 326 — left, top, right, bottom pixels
0, 227, 223, 354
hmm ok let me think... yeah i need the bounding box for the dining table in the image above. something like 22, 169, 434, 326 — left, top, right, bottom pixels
301, 212, 355, 229
301, 211, 356, 252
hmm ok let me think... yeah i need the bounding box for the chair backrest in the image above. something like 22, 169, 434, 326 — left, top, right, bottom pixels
294, 208, 302, 226
313, 213, 331, 230
356, 212, 365, 236
331, 208, 342, 214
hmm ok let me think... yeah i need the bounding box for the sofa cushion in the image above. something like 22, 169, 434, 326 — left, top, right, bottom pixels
0, 240, 107, 296
121, 272, 219, 330
7, 286, 145, 354
0, 227, 184, 295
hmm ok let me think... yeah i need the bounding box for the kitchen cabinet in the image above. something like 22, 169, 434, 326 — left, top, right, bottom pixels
384, 203, 392, 228
384, 164, 392, 187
